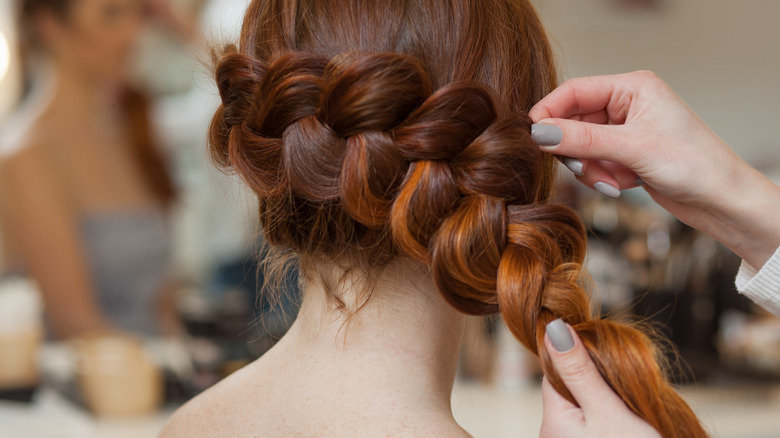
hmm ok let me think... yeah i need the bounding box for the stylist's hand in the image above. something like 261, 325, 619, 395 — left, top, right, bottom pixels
539, 320, 661, 438
530, 71, 780, 270
530, 71, 740, 213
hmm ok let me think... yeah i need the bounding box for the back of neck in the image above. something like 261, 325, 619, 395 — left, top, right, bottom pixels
280, 257, 466, 406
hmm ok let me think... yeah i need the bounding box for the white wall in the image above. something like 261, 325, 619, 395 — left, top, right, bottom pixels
533, 0, 780, 167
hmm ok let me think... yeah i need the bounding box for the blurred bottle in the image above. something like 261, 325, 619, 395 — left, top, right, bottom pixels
495, 319, 534, 390
73, 334, 162, 416
0, 277, 43, 402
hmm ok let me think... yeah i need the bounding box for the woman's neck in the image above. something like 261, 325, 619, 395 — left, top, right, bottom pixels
48, 57, 118, 115
280, 257, 466, 409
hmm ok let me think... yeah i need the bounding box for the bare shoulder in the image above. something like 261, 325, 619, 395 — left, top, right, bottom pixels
0, 116, 57, 185
161, 386, 472, 438
160, 363, 264, 438
0, 138, 71, 218
0, 140, 53, 202
1, 138, 43, 176
160, 349, 473, 438
0, 103, 54, 162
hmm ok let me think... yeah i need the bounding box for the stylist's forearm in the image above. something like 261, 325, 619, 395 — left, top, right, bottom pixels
708, 167, 780, 270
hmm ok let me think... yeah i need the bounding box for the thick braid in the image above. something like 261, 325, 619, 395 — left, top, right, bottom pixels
426, 124, 708, 436
389, 83, 498, 263
210, 48, 708, 437
211, 50, 441, 256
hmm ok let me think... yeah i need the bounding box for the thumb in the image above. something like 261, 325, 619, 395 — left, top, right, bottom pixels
544, 319, 627, 416
540, 377, 584, 438
532, 119, 634, 166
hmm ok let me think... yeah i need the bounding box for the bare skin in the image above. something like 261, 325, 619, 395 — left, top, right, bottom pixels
161, 259, 472, 438
0, 0, 162, 338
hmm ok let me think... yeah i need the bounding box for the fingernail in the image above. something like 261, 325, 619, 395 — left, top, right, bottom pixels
531, 124, 563, 146
635, 178, 646, 187
546, 319, 574, 353
594, 182, 621, 199
560, 156, 584, 176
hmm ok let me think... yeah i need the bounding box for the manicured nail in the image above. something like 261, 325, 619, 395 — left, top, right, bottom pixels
594, 182, 621, 199
560, 156, 584, 176
635, 178, 646, 187
546, 319, 574, 353
531, 124, 563, 146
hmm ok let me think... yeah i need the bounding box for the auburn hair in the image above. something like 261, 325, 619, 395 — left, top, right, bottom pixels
209, 1, 707, 437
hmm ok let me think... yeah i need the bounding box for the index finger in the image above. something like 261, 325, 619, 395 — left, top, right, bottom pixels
529, 74, 630, 123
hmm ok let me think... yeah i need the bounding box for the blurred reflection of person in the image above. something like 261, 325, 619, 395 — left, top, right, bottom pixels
0, 0, 179, 339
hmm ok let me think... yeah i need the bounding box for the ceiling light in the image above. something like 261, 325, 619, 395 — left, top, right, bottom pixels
0, 31, 10, 82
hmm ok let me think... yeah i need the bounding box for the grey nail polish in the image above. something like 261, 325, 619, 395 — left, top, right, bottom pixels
594, 182, 621, 199
561, 156, 584, 176
531, 124, 563, 146
635, 178, 646, 187
547, 319, 574, 353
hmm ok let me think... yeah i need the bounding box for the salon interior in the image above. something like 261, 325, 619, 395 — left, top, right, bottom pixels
0, 0, 779, 437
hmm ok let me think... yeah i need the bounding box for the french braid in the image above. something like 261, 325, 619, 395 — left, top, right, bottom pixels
209, 1, 709, 436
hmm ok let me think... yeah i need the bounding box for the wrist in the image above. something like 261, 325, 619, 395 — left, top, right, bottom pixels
705, 165, 780, 270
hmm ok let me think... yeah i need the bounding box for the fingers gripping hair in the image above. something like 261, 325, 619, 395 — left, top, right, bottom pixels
433, 197, 707, 436
210, 47, 707, 437
497, 210, 705, 436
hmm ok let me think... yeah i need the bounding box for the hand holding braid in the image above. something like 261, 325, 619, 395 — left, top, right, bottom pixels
210, 47, 707, 437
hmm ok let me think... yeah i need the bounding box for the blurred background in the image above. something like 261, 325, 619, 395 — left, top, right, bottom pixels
0, 0, 778, 437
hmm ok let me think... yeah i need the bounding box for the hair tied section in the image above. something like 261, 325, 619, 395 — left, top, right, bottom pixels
209, 48, 545, 214
319, 52, 433, 137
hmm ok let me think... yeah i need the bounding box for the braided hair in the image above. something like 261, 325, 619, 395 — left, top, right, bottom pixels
209, 1, 708, 437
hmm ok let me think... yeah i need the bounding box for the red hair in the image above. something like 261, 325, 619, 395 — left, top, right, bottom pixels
209, 1, 707, 436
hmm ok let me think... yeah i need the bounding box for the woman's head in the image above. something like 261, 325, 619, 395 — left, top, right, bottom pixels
17, 1, 176, 207
210, 0, 558, 274
19, 0, 142, 80
211, 1, 708, 436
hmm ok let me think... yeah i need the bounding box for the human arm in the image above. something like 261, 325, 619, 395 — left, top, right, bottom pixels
529, 71, 780, 272
539, 320, 661, 438
0, 147, 111, 338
